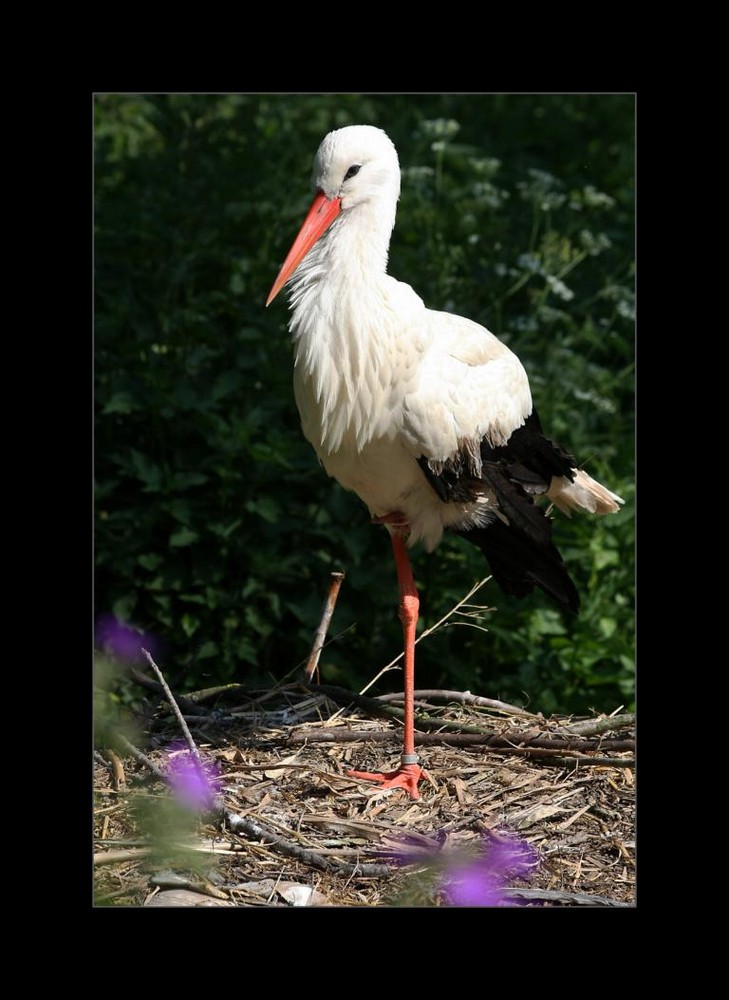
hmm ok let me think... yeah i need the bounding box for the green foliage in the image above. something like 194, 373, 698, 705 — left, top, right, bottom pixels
95, 94, 634, 714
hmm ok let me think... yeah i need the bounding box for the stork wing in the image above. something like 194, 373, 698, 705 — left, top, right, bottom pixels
400, 310, 532, 464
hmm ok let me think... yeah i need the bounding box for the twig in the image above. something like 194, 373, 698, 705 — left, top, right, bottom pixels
94, 750, 112, 772
309, 685, 634, 749
223, 811, 391, 877
141, 648, 200, 762
106, 749, 126, 791
179, 683, 250, 704
149, 871, 230, 901
140, 649, 220, 810
542, 756, 635, 769
115, 734, 167, 780
289, 725, 634, 753
129, 665, 211, 716
94, 847, 151, 866
358, 577, 492, 696
562, 713, 635, 737
376, 689, 537, 717
305, 571, 345, 683
503, 887, 633, 907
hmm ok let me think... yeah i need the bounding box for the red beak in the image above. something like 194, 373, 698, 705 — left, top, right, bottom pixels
266, 191, 342, 307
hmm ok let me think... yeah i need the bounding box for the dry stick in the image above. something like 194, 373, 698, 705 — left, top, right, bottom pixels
179, 683, 249, 704
376, 689, 536, 717
503, 887, 632, 908
312, 682, 492, 732
289, 728, 634, 759
224, 811, 391, 878
129, 665, 210, 716
140, 648, 220, 810
562, 713, 635, 737
115, 734, 167, 781
358, 576, 493, 697
141, 648, 200, 762
149, 871, 231, 901
94, 750, 113, 772
106, 749, 126, 790
309, 684, 634, 748
545, 756, 635, 769
305, 571, 345, 683
94, 847, 151, 866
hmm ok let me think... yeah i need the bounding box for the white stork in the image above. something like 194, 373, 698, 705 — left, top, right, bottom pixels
266, 125, 623, 799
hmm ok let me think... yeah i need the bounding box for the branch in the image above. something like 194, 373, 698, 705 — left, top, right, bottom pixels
503, 887, 633, 907
305, 571, 345, 683
129, 665, 210, 716
114, 734, 167, 781
94, 750, 113, 772
141, 648, 200, 761
223, 811, 391, 877
309, 685, 634, 749
140, 649, 221, 811
290, 726, 634, 755
376, 689, 538, 717
562, 713, 635, 737
106, 749, 126, 790
358, 576, 493, 696
94, 847, 151, 866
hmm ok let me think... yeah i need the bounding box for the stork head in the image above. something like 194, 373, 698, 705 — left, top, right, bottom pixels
312, 125, 400, 209
266, 125, 401, 306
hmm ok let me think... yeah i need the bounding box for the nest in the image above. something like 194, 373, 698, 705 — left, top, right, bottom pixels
94, 677, 635, 908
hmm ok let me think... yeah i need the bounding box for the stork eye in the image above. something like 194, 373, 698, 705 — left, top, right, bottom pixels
343, 164, 362, 181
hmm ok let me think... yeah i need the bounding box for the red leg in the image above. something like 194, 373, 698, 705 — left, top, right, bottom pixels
348, 523, 427, 799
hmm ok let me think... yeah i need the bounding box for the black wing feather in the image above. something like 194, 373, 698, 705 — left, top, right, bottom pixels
418, 409, 580, 613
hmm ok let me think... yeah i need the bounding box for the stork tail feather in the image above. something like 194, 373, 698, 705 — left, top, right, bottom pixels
548, 469, 624, 517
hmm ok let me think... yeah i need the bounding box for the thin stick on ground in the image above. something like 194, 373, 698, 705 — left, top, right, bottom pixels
115, 734, 167, 781
562, 713, 635, 737
106, 749, 126, 790
305, 571, 345, 683
376, 689, 537, 717
141, 648, 201, 763
289, 724, 634, 755
503, 888, 632, 908
140, 648, 220, 810
223, 811, 391, 877
358, 577, 493, 697
320, 577, 495, 729
94, 750, 113, 772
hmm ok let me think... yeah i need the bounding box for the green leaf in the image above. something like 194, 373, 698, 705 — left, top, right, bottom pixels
245, 497, 281, 524
171, 471, 209, 490
102, 392, 139, 415
129, 449, 162, 491
138, 553, 163, 571
169, 527, 199, 547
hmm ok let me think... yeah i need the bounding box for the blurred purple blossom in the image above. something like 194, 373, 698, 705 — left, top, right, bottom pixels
165, 744, 222, 810
441, 833, 538, 908
95, 614, 160, 664
378, 831, 445, 866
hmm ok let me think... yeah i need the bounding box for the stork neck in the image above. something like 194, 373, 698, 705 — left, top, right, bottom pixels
288, 199, 397, 367
286, 200, 401, 454
292, 198, 394, 308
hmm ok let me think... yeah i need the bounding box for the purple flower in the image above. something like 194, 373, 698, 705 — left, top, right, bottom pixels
441, 833, 538, 908
378, 832, 444, 866
95, 614, 159, 664
166, 745, 222, 810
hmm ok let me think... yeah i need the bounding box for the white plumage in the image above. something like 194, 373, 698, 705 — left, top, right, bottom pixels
267, 124, 623, 798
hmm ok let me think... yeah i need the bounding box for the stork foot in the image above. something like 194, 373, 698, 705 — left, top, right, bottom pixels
347, 762, 426, 800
